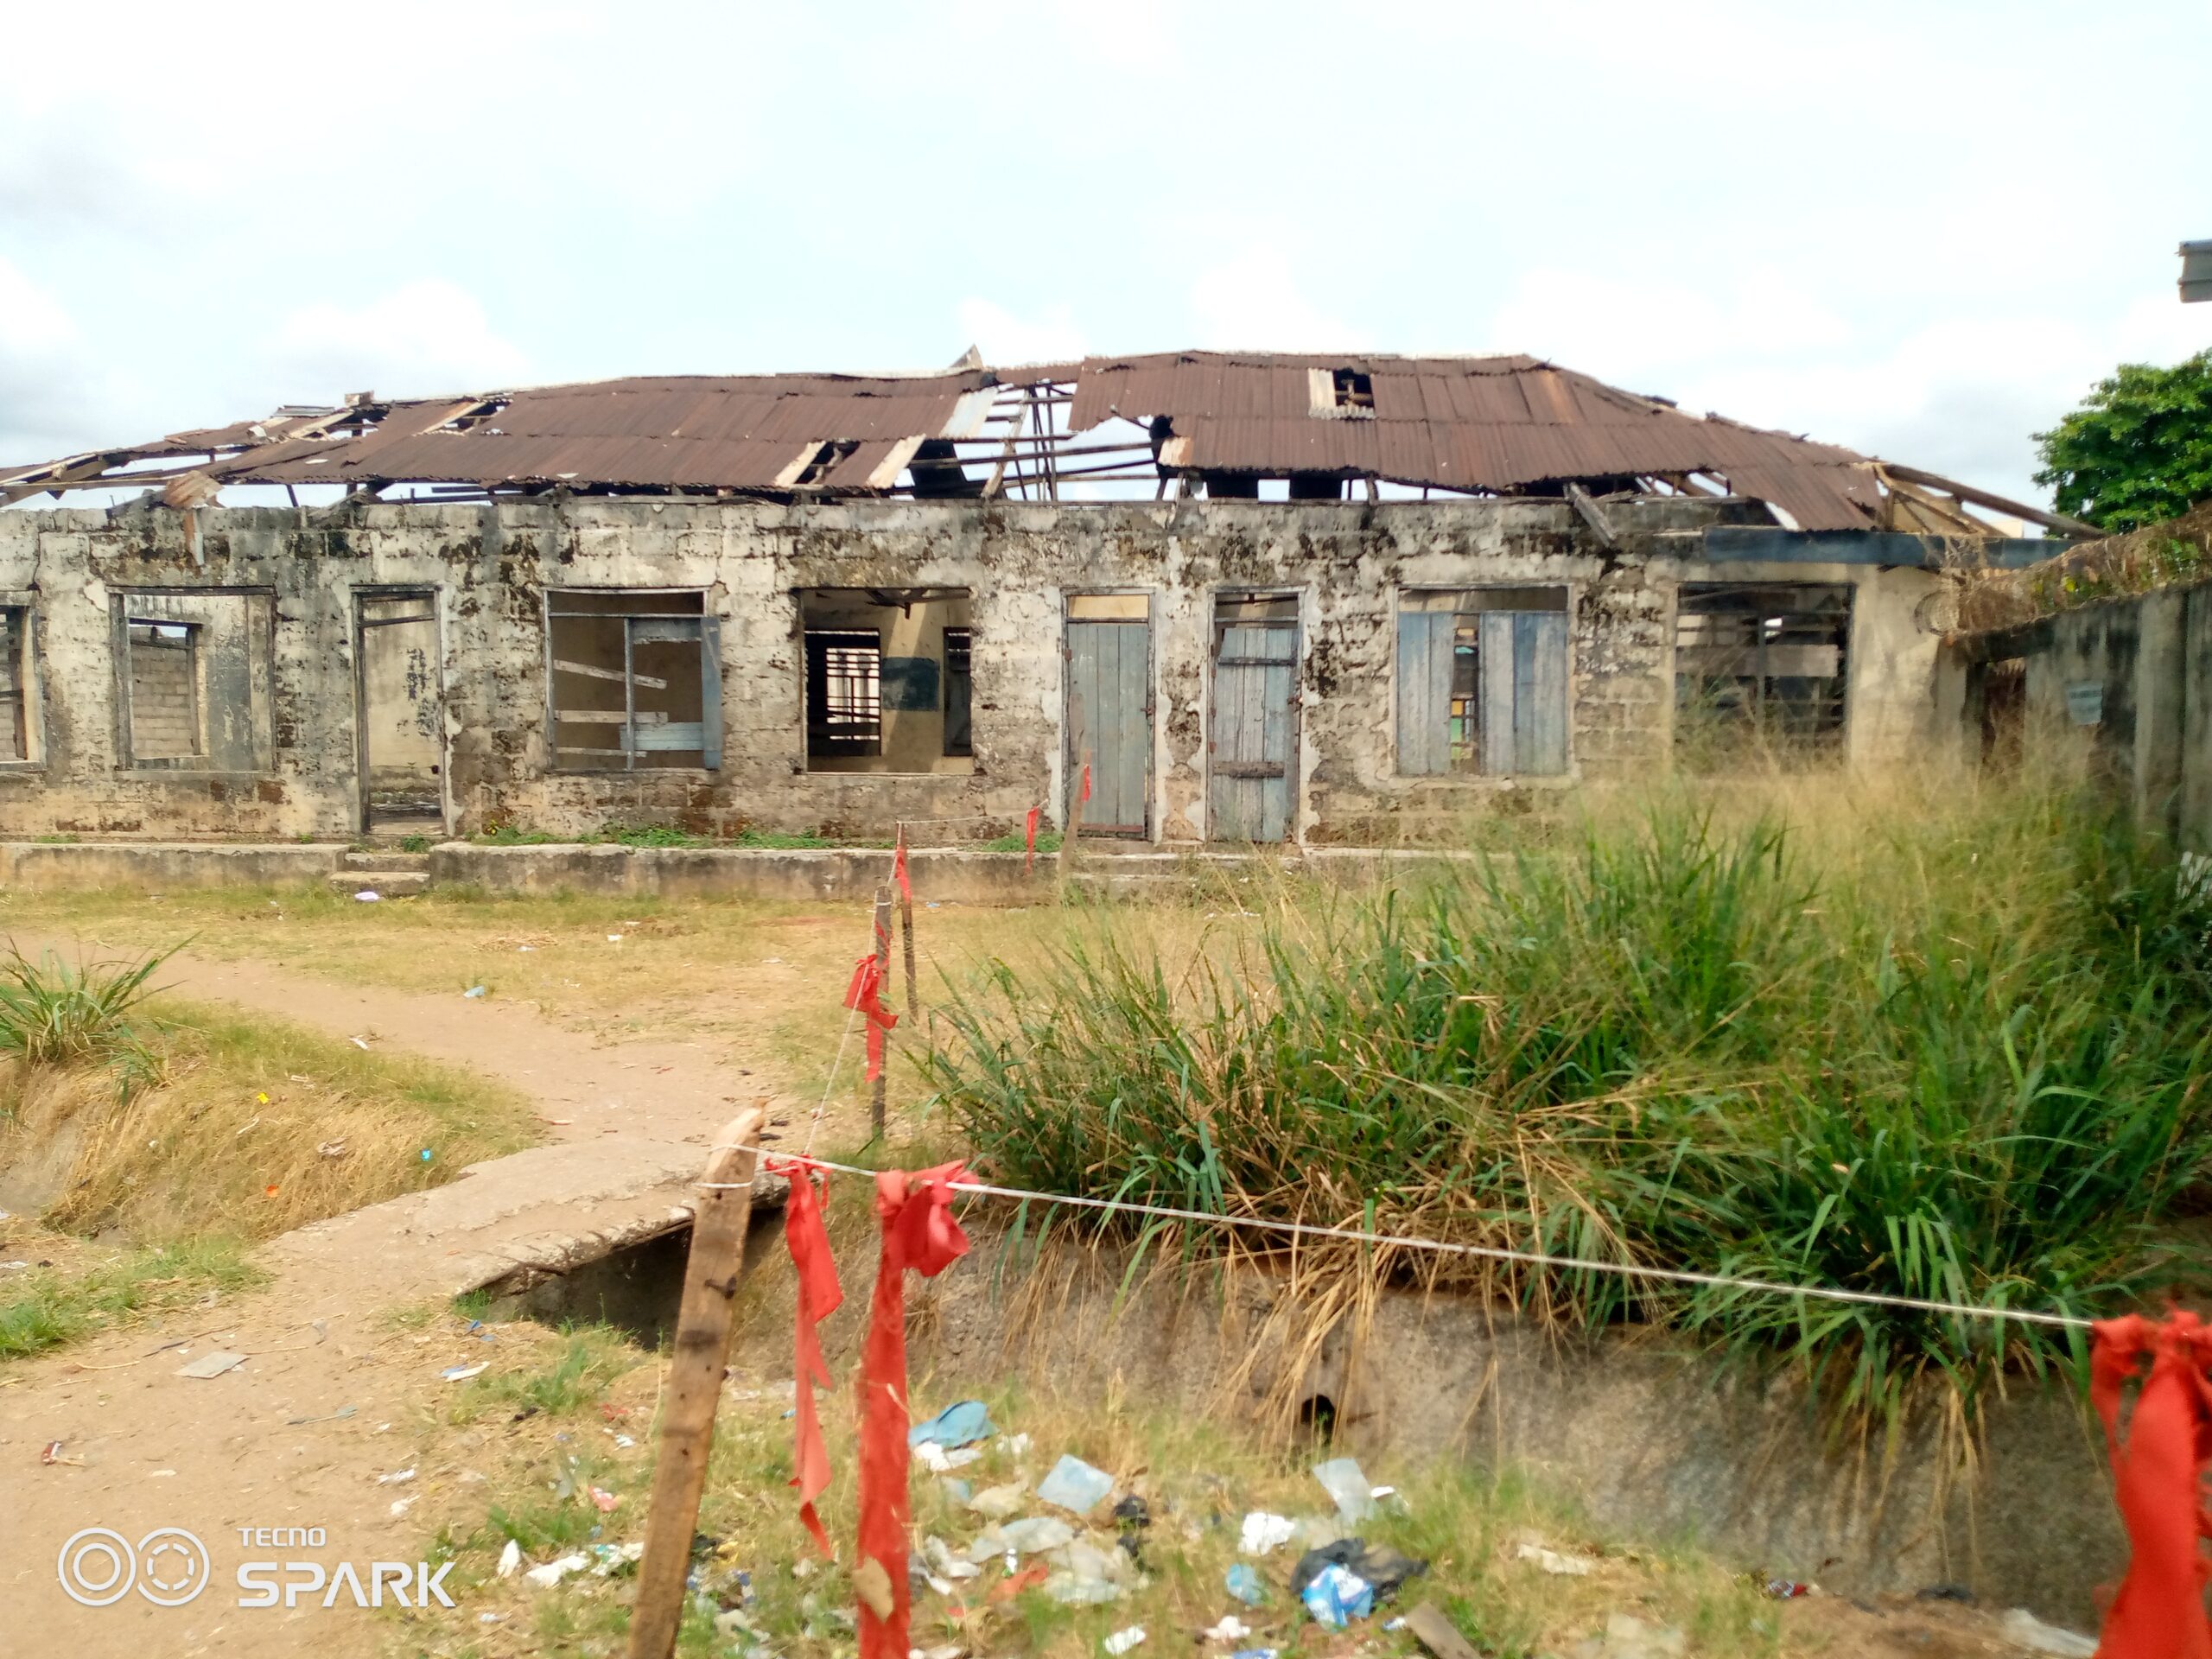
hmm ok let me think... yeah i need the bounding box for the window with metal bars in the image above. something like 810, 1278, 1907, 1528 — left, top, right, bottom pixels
1673, 582, 1851, 766
805, 629, 882, 756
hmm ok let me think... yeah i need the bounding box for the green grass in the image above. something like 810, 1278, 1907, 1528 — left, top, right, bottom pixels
921, 785, 2212, 1428
0, 1236, 263, 1360
975, 828, 1062, 854
451, 1325, 645, 1422
0, 943, 172, 1085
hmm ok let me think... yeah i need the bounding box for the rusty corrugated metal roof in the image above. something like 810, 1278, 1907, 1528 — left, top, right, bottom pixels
7, 350, 2063, 535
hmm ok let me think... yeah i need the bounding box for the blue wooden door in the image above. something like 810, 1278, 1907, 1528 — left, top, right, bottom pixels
1065, 618, 1152, 836
1209, 618, 1298, 842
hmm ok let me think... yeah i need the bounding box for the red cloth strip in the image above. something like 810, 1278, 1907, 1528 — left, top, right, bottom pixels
893, 842, 912, 905
845, 953, 897, 1081
1024, 805, 1039, 871
2089, 1312, 2212, 1659
764, 1158, 842, 1554
856, 1164, 971, 1659
1080, 763, 1091, 804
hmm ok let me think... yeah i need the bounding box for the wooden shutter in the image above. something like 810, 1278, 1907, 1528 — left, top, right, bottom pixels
1395, 611, 1455, 776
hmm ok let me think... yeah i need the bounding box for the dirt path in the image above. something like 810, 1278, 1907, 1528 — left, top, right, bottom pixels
0, 929, 842, 1658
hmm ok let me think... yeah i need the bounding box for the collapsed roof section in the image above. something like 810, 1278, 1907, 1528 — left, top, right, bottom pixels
0, 351, 2097, 537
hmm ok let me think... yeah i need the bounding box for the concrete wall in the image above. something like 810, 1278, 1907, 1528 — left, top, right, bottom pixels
1955, 580, 2212, 852
0, 498, 1950, 843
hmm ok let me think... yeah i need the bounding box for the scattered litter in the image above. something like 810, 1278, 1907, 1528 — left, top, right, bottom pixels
911, 1400, 996, 1449
1383, 1617, 1408, 1632
1224, 1563, 1267, 1605
442, 1362, 488, 1382
284, 1405, 356, 1426
1103, 1626, 1147, 1656
1230, 1651, 1277, 1659
420, 1147, 434, 1162
479, 1612, 504, 1624
1313, 1457, 1376, 1523
1293, 1539, 1424, 1600
524, 1553, 588, 1588
589, 1541, 644, 1575
316, 1141, 347, 1158
996, 1516, 1076, 1554
1300, 1562, 1374, 1628
922, 1535, 980, 1582
1240, 1512, 1296, 1555
588, 1484, 621, 1511
613, 1433, 635, 1449
1764, 1579, 1808, 1599
1037, 1453, 1115, 1514
463, 985, 487, 999
915, 1441, 983, 1473
518, 945, 534, 952
1515, 1542, 1595, 1577
1998, 1610, 2098, 1659
607, 934, 622, 944
852, 1556, 896, 1619
41, 1440, 63, 1465
997, 1432, 1031, 1456
377, 1467, 416, 1484
148, 1468, 175, 1478
389, 1496, 416, 1517
355, 890, 381, 903
1404, 1604, 1483, 1659
966, 1482, 1027, 1520
1202, 1616, 1253, 1644
350, 1037, 370, 1050
497, 1539, 522, 1579
1112, 1494, 1150, 1529
176, 1350, 245, 1379
0, 1261, 29, 1271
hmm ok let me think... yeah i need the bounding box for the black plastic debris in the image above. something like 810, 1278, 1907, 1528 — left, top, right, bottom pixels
1291, 1538, 1428, 1601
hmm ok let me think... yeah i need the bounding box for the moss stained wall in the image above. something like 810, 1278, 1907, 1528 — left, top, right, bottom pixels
0, 496, 1946, 842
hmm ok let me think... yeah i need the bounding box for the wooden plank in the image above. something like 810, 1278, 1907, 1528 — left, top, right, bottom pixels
630, 722, 706, 752
1405, 1604, 1483, 1659
1396, 611, 1452, 776
1478, 613, 1516, 778
1113, 619, 1148, 833
625, 1107, 765, 1659
698, 617, 722, 770
554, 658, 668, 690
1521, 611, 1569, 775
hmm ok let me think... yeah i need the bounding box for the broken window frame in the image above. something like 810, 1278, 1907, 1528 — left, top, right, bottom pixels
543, 589, 722, 773
942, 626, 974, 758
0, 598, 44, 768
1672, 582, 1853, 768
804, 628, 885, 759
1396, 587, 1571, 779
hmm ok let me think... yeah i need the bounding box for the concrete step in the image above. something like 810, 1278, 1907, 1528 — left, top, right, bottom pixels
345, 850, 429, 872
328, 869, 431, 899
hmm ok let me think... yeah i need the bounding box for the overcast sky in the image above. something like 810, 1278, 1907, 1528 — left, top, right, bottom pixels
3, 1, 2207, 506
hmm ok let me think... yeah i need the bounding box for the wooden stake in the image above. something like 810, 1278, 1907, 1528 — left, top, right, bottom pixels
624, 1106, 766, 1659
898, 826, 918, 1022
871, 884, 893, 1139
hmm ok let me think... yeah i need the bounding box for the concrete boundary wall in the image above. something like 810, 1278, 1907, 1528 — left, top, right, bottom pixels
0, 838, 1497, 902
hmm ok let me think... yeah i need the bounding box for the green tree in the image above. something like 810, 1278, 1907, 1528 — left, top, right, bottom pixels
2033, 351, 2212, 532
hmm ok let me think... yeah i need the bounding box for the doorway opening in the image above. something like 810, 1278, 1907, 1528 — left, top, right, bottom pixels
355, 591, 444, 837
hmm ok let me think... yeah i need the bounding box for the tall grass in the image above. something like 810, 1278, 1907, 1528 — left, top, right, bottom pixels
0, 944, 171, 1091
921, 781, 2212, 1425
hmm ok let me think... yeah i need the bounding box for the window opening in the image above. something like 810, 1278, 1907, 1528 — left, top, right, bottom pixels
1674, 582, 1851, 768
546, 589, 718, 771
0, 607, 32, 762
1333, 368, 1374, 411
943, 627, 973, 758
126, 619, 202, 760
1397, 588, 1569, 778
805, 630, 883, 757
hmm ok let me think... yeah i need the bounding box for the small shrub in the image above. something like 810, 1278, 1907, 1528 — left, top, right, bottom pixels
0, 944, 173, 1078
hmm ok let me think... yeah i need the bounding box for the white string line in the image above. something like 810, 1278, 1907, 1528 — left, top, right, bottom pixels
804, 1002, 861, 1160
777, 1154, 2094, 1332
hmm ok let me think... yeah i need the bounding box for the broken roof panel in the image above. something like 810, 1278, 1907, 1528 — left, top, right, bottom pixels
1, 348, 2096, 536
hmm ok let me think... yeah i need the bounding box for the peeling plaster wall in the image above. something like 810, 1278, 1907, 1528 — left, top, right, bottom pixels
0, 498, 1948, 842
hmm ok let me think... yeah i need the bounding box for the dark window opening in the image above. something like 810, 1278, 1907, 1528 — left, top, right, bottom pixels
1674, 582, 1851, 768
943, 627, 973, 757
546, 589, 718, 772
0, 607, 33, 763
805, 629, 883, 756
1332, 368, 1374, 410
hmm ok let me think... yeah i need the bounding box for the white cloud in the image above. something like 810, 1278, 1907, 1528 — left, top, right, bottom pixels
956, 298, 1088, 366
259, 281, 531, 403
1187, 247, 1365, 353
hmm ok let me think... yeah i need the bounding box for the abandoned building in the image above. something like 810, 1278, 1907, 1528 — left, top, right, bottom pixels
0, 351, 2090, 845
